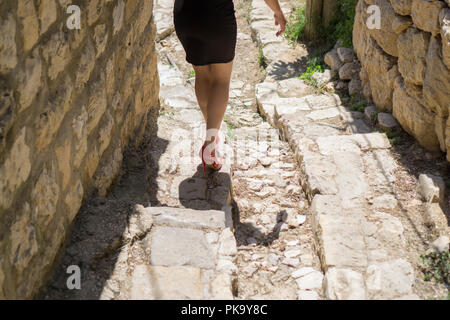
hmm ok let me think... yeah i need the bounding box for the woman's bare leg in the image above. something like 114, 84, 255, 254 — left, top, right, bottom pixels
205, 61, 233, 135
193, 65, 212, 122
193, 61, 233, 146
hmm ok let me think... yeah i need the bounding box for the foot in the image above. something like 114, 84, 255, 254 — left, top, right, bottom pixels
199, 136, 223, 172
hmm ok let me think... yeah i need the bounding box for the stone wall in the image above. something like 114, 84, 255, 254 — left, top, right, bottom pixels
0, 0, 159, 299
353, 0, 450, 160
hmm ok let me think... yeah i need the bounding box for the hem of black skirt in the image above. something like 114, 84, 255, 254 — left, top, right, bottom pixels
188, 57, 235, 66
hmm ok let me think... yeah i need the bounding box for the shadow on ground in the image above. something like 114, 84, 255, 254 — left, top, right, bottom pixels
41, 109, 168, 300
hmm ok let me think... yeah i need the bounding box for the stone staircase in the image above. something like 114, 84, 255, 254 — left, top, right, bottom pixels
250, 0, 422, 299
126, 56, 238, 299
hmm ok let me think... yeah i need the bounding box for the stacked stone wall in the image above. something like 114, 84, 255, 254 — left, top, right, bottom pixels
0, 0, 159, 298
353, 0, 450, 160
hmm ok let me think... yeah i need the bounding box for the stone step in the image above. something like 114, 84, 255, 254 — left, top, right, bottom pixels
128, 206, 237, 300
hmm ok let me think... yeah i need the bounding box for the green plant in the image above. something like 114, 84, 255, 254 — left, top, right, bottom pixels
284, 6, 307, 46
258, 47, 267, 69
385, 131, 400, 145
188, 70, 195, 78
343, 96, 367, 112
298, 53, 326, 87
320, 0, 358, 47
420, 250, 450, 284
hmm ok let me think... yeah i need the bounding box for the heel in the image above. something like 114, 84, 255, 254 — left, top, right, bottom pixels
201, 145, 206, 173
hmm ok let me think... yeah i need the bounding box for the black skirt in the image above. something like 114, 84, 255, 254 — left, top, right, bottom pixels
173, 0, 237, 66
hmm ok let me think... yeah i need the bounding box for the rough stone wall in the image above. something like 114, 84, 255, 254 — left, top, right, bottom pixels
353, 0, 450, 160
0, 0, 159, 299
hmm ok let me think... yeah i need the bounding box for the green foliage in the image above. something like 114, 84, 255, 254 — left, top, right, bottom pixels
420, 250, 450, 284
385, 131, 400, 145
188, 70, 195, 78
299, 54, 325, 87
258, 47, 267, 69
320, 0, 358, 47
284, 6, 307, 46
342, 96, 367, 112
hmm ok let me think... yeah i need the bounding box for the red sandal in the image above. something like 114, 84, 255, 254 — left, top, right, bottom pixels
199, 136, 223, 173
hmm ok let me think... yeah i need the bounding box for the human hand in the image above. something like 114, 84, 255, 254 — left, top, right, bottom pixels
274, 11, 286, 36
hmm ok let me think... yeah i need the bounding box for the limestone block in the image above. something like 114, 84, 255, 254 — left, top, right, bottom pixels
324, 268, 366, 300
397, 27, 430, 86
150, 227, 216, 269
441, 8, 450, 69
0, 128, 31, 209
365, 0, 400, 57
93, 147, 123, 196
94, 24, 108, 58
447, 115, 450, 161
354, 2, 399, 110
75, 40, 96, 89
113, 0, 125, 35
72, 107, 89, 167
42, 31, 70, 80
391, 14, 412, 34
301, 152, 338, 197
64, 179, 84, 222
218, 228, 237, 257
87, 75, 108, 134
98, 111, 114, 156
36, 76, 72, 151
418, 173, 446, 204
87, 0, 101, 26
18, 0, 39, 51
411, 0, 445, 35
298, 290, 320, 300
324, 49, 343, 71
9, 203, 38, 273
366, 259, 415, 299
424, 203, 449, 233
0, 14, 18, 73
393, 77, 440, 151
377, 112, 399, 131
295, 270, 324, 290
148, 207, 229, 231
423, 36, 450, 122
130, 264, 204, 299
32, 163, 60, 234
337, 47, 355, 63
277, 78, 314, 98
37, 0, 57, 34
210, 273, 234, 299
388, 0, 412, 15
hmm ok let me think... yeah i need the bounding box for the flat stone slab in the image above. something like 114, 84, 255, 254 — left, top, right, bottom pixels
170, 176, 208, 200
377, 112, 399, 131
160, 85, 198, 109
324, 268, 367, 300
154, 0, 175, 40
366, 259, 415, 300
158, 63, 183, 88
274, 97, 310, 119
307, 108, 341, 121
130, 264, 203, 299
305, 94, 341, 109
147, 207, 232, 231
150, 226, 216, 269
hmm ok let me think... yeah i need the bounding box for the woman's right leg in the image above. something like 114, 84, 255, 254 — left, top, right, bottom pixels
193, 65, 212, 122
